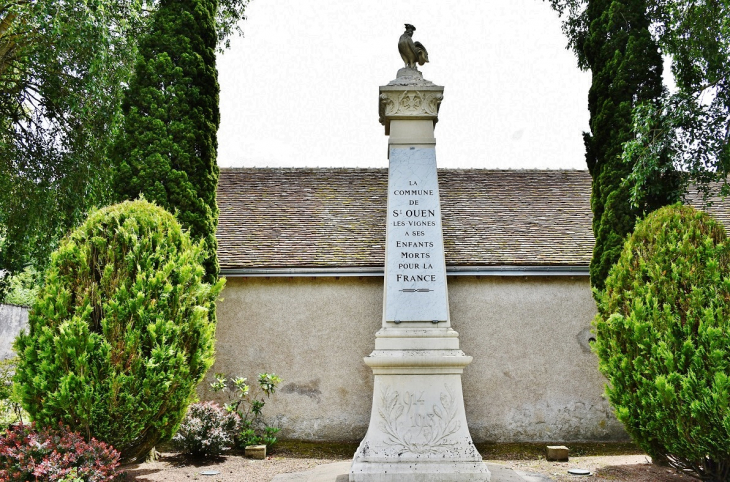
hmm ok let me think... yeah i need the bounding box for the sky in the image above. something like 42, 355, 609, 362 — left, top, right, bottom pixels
216, 1, 593, 170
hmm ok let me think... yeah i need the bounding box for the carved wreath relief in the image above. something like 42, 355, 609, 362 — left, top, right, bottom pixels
378, 385, 461, 454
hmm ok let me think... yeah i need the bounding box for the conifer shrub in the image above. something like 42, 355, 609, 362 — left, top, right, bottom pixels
112, 0, 221, 284
14, 200, 224, 463
582, 0, 677, 292
594, 204, 730, 480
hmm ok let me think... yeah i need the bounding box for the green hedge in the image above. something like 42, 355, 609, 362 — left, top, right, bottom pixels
14, 199, 224, 462
595, 204, 730, 480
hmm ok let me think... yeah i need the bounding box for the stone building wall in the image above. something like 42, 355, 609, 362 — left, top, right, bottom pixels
0, 304, 29, 360
204, 275, 628, 442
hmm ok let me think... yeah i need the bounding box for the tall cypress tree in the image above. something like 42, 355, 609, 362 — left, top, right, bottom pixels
581, 0, 674, 291
112, 0, 220, 283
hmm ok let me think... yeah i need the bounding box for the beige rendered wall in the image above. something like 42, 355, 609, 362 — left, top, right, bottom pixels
451, 276, 626, 442
202, 275, 628, 442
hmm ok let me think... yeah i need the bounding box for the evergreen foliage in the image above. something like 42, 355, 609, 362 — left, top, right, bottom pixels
546, 0, 684, 291
0, 0, 141, 295
111, 0, 220, 283
594, 204, 730, 480
0, 0, 247, 297
623, 0, 730, 206
13, 200, 224, 463
2, 266, 40, 307
582, 0, 679, 291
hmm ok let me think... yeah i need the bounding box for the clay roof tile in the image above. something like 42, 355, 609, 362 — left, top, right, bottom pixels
216, 168, 730, 269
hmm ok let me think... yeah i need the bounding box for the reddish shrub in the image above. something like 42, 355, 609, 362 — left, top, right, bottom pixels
0, 423, 121, 481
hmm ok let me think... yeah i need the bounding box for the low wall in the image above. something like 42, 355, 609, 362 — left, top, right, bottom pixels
0, 304, 29, 360
204, 275, 628, 442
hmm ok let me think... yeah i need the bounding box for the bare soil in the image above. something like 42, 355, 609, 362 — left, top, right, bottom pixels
122, 442, 696, 481
489, 456, 694, 482
478, 442, 694, 481
122, 442, 357, 482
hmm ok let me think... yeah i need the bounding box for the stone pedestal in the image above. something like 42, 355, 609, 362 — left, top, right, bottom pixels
350, 68, 490, 481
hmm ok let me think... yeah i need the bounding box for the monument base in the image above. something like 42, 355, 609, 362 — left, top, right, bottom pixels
349, 329, 491, 482
350, 460, 490, 482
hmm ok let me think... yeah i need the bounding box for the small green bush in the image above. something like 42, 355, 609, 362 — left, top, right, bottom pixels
3, 266, 41, 307
14, 200, 224, 462
0, 357, 25, 430
210, 373, 281, 449
594, 204, 730, 480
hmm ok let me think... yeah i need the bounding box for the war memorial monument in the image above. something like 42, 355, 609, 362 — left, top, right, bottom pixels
349, 25, 491, 481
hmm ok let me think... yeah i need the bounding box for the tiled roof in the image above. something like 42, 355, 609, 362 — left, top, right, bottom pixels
217, 168, 388, 270
216, 168, 729, 269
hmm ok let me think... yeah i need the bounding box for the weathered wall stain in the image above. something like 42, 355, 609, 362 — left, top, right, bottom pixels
576, 326, 596, 354
496, 399, 624, 442
282, 379, 322, 403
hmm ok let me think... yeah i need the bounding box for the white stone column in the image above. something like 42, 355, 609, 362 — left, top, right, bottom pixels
349, 68, 490, 482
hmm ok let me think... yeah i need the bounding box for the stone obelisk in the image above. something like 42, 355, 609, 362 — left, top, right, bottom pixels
349, 25, 490, 482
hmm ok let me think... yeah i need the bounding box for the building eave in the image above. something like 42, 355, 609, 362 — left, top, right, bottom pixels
220, 265, 590, 278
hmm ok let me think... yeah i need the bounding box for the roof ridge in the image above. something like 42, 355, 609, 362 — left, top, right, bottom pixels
218, 166, 590, 173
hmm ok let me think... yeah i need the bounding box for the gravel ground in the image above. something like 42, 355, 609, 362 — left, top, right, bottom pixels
123, 443, 353, 482
122, 443, 697, 482
124, 453, 345, 482
489, 455, 694, 481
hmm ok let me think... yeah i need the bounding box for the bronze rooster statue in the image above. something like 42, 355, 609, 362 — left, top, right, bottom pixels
398, 24, 429, 69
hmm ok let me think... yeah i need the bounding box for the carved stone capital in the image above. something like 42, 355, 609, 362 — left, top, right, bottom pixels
379, 84, 444, 135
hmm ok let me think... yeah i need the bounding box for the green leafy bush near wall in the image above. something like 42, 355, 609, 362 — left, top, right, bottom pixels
0, 357, 25, 430
594, 204, 730, 480
211, 373, 282, 449
3, 267, 40, 307
14, 200, 224, 463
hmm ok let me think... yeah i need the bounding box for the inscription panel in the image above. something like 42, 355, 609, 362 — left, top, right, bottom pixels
384, 147, 449, 322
